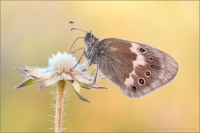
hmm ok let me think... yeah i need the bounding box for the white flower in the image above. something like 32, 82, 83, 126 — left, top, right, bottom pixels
14, 52, 107, 103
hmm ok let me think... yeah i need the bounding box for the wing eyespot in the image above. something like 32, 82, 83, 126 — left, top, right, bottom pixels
151, 65, 155, 68
131, 85, 137, 91
138, 48, 146, 53
145, 71, 151, 77
149, 57, 153, 60
138, 78, 145, 85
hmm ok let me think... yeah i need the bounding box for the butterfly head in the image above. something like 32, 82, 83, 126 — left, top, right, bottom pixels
84, 31, 99, 48
69, 21, 99, 48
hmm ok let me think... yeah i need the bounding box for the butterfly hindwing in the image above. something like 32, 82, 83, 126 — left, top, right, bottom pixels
97, 38, 178, 98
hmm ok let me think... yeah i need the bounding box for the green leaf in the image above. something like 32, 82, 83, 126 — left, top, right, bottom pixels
14, 78, 37, 89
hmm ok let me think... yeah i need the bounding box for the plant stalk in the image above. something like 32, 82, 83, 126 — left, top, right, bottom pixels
55, 80, 66, 133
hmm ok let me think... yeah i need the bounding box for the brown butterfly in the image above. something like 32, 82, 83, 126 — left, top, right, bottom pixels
69, 21, 178, 98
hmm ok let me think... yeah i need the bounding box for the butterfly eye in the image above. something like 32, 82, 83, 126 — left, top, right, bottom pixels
89, 37, 94, 42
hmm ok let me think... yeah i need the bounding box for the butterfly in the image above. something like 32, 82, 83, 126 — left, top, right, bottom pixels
69, 21, 178, 98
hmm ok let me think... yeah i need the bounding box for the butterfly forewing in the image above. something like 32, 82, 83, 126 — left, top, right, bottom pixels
97, 38, 178, 98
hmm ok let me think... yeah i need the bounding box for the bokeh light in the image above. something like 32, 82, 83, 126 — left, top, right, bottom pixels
1, 1, 199, 132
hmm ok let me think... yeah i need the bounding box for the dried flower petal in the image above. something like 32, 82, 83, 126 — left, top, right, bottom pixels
71, 80, 91, 104
61, 73, 73, 81
15, 67, 29, 77
38, 75, 62, 90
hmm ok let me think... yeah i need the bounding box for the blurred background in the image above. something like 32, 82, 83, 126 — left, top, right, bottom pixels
1, 1, 199, 132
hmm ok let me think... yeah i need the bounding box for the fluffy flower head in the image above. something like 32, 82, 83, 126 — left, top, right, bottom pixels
14, 52, 107, 103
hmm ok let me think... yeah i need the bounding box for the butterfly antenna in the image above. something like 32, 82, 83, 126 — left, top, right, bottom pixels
69, 21, 89, 32
71, 28, 88, 33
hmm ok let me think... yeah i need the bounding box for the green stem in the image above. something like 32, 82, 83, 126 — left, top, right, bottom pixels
55, 80, 66, 133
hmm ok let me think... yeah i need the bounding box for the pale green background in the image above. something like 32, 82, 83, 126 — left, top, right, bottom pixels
1, 1, 199, 132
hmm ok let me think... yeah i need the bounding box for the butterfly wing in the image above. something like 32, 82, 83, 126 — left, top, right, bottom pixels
97, 38, 178, 98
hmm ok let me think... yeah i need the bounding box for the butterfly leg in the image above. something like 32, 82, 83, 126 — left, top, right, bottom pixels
97, 76, 107, 81
88, 85, 108, 90
92, 68, 106, 79
70, 47, 88, 69
90, 65, 106, 80
71, 52, 85, 69
89, 64, 99, 85
70, 47, 88, 58
90, 67, 97, 77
